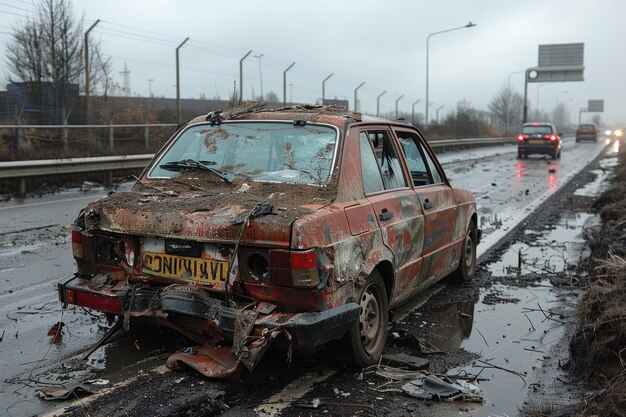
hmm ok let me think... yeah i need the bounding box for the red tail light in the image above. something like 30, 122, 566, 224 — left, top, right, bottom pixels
71, 229, 84, 259
517, 134, 525, 142
543, 134, 558, 141
269, 249, 320, 288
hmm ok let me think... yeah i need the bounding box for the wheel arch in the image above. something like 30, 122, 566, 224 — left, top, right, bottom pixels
373, 260, 394, 303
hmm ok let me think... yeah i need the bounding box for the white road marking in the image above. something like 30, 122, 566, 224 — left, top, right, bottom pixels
254, 369, 336, 416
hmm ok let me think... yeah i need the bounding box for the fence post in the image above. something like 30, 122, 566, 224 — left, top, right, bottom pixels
144, 111, 150, 149
62, 108, 71, 153
108, 111, 114, 151
16, 105, 29, 151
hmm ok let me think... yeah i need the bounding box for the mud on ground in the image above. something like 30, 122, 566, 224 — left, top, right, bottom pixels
569, 146, 626, 417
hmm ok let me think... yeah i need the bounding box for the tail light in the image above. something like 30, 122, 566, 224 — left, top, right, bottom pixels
543, 134, 558, 141
517, 134, 526, 142
268, 249, 320, 288
72, 229, 84, 259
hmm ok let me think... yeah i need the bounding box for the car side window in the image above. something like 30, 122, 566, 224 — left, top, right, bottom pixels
359, 132, 385, 194
395, 130, 443, 186
364, 130, 408, 190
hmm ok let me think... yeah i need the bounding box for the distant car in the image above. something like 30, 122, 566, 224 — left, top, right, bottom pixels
58, 105, 480, 377
576, 123, 598, 142
517, 122, 562, 159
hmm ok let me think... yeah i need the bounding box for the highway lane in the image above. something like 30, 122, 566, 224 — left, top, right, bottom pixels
0, 137, 612, 416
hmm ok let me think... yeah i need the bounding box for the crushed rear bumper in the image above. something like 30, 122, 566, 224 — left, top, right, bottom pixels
57, 275, 359, 348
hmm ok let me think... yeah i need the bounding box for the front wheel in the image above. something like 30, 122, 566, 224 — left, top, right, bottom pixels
347, 271, 388, 367
452, 221, 477, 283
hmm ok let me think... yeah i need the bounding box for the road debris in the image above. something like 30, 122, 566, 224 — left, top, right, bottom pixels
402, 375, 483, 402
36, 385, 94, 401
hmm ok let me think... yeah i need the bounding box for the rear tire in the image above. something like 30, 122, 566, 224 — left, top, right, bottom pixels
336, 271, 388, 368
452, 221, 477, 283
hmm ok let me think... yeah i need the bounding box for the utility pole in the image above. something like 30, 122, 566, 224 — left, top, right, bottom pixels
253, 54, 264, 100
84, 19, 100, 123
354, 82, 365, 112
322, 73, 333, 104
239, 50, 252, 104
376, 90, 387, 117
395, 94, 405, 118
176, 37, 189, 125
283, 62, 295, 105
412, 99, 421, 125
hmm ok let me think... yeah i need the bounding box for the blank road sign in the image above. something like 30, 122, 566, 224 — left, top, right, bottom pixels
588, 100, 604, 112
538, 43, 584, 67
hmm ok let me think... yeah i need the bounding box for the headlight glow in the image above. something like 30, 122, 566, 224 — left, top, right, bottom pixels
605, 129, 612, 136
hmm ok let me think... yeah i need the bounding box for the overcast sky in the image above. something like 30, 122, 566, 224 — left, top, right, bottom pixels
1, 0, 625, 124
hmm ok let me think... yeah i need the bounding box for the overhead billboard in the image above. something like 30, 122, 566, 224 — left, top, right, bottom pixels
588, 100, 604, 112
526, 43, 585, 83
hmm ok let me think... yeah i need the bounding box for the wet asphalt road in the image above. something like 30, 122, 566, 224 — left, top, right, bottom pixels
0, 136, 612, 416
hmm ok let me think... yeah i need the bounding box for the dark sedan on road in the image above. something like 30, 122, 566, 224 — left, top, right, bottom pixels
58, 104, 480, 379
517, 122, 562, 159
576, 123, 598, 143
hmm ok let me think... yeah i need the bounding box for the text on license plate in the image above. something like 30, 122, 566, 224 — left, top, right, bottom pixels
142, 252, 228, 283
528, 140, 544, 144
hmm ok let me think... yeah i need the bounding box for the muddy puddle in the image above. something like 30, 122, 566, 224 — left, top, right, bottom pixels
420, 209, 603, 416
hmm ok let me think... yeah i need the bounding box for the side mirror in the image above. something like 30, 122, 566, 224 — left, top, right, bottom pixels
558, 132, 563, 137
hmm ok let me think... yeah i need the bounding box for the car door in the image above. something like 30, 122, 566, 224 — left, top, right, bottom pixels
357, 128, 425, 304
393, 128, 459, 283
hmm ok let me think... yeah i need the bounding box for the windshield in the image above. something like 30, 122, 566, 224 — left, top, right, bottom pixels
149, 122, 338, 185
521, 125, 552, 135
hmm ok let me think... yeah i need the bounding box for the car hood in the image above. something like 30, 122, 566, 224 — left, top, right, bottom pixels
83, 177, 336, 247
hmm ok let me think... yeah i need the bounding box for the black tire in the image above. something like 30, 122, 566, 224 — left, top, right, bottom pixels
452, 221, 477, 283
345, 270, 388, 367
551, 149, 558, 159
557, 149, 562, 159
517, 151, 523, 159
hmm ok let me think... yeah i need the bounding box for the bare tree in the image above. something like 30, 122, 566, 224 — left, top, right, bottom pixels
5, 0, 109, 121
488, 83, 523, 134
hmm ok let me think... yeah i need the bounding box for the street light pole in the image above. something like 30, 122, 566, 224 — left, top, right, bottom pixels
239, 50, 252, 104
555, 90, 568, 106
253, 54, 264, 100
84, 19, 100, 123
376, 90, 387, 117
395, 94, 405, 118
176, 37, 190, 125
411, 99, 421, 125
436, 105, 445, 124
148, 78, 153, 108
354, 82, 365, 112
506, 70, 525, 133
425, 22, 476, 129
289, 83, 293, 102
283, 62, 295, 105
322, 73, 333, 104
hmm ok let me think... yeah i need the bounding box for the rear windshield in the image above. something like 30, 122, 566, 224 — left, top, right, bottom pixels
149, 121, 338, 185
522, 125, 552, 134
579, 124, 596, 129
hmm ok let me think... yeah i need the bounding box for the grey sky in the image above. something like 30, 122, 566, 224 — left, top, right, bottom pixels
1, 0, 624, 124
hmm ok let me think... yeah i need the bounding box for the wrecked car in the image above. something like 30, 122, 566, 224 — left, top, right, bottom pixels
58, 104, 480, 379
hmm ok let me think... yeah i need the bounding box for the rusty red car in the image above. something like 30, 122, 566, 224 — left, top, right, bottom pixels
58, 104, 480, 379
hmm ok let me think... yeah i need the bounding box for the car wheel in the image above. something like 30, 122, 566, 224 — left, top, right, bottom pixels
517, 151, 523, 159
347, 271, 388, 367
551, 150, 558, 159
452, 220, 477, 283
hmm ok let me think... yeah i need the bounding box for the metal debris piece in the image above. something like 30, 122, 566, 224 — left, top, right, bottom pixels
166, 346, 244, 381
37, 386, 94, 401
401, 375, 484, 402
382, 353, 429, 370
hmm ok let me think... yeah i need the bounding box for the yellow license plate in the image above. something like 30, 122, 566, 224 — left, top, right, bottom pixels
142, 252, 229, 283
528, 140, 545, 144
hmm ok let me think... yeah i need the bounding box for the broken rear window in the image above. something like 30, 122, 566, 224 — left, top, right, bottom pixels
149, 122, 338, 185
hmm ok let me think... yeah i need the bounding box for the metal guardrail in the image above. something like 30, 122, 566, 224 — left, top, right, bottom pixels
0, 136, 516, 181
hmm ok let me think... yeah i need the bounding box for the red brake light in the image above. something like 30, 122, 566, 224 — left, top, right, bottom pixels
290, 251, 317, 269
550, 135, 557, 141
268, 249, 319, 288
532, 123, 540, 126
517, 134, 524, 142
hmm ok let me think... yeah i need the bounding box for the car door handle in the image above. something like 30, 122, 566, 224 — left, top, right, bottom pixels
423, 199, 433, 210
379, 208, 393, 221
